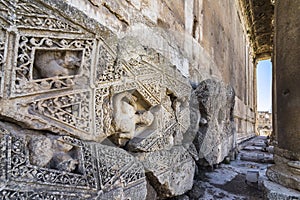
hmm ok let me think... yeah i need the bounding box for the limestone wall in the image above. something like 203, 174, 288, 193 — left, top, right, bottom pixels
66, 0, 256, 142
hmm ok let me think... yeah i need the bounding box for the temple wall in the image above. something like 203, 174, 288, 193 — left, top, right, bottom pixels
0, 0, 257, 198
67, 0, 256, 144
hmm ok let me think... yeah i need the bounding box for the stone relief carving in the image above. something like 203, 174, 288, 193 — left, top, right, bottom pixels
12, 36, 93, 97
16, 0, 83, 33
97, 43, 125, 83
0, 0, 195, 199
142, 146, 195, 198
0, 189, 88, 200
27, 91, 91, 134
29, 136, 80, 172
111, 91, 154, 146
0, 1, 14, 27
1, 131, 97, 190
33, 50, 82, 79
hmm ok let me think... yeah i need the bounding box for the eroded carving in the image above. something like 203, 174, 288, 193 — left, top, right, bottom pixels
96, 144, 146, 189
16, 0, 83, 33
28, 91, 91, 133
12, 36, 93, 97
111, 91, 154, 146
33, 50, 82, 79
0, 1, 195, 199
29, 136, 80, 173
97, 43, 125, 83
142, 146, 195, 198
0, 125, 98, 190
0, 189, 88, 200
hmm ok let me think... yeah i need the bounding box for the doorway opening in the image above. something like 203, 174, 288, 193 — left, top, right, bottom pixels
256, 59, 272, 136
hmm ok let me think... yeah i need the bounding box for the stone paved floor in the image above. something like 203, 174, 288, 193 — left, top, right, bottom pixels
175, 136, 274, 200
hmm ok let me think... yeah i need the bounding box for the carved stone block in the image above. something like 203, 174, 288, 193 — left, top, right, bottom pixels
191, 79, 235, 165
0, 121, 147, 199
141, 146, 195, 198
0, 0, 194, 199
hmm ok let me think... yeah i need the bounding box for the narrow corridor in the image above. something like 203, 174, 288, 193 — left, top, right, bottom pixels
178, 136, 274, 200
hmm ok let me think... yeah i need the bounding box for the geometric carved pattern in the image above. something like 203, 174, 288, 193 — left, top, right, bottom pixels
0, 0, 14, 27
0, 0, 191, 147
144, 146, 192, 175
0, 123, 149, 199
0, 189, 83, 200
0, 128, 97, 190
27, 91, 91, 133
95, 87, 112, 138
96, 42, 124, 84
96, 145, 145, 190
11, 36, 94, 97
94, 49, 191, 150
0, 0, 193, 198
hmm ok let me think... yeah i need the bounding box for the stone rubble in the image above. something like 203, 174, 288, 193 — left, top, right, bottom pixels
177, 136, 276, 200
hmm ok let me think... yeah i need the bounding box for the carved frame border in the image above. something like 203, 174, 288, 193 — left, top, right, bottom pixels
0, 129, 98, 191
10, 34, 95, 97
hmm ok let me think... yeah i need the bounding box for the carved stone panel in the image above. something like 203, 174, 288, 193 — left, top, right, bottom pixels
93, 43, 191, 149
96, 41, 124, 84
27, 90, 92, 136
0, 122, 147, 199
11, 36, 94, 97
2, 134, 97, 190
0, 0, 14, 27
16, 0, 85, 34
0, 0, 194, 199
142, 146, 195, 198
95, 144, 147, 199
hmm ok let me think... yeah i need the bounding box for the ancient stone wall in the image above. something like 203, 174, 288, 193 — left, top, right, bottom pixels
0, 0, 256, 198
66, 0, 256, 143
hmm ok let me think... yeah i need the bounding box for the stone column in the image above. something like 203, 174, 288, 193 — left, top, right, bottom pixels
266, 0, 300, 191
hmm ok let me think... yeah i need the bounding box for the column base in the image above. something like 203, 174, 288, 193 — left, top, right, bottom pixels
266, 165, 300, 191
266, 147, 300, 192
263, 179, 300, 200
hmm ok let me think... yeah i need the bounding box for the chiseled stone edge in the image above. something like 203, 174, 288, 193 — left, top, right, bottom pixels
266, 165, 300, 192
263, 179, 300, 200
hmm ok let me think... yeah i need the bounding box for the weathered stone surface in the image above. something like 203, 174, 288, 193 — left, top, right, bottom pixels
0, 0, 268, 198
0, 121, 147, 199
191, 79, 235, 165
267, 165, 300, 192
264, 0, 300, 194
145, 179, 157, 200
141, 146, 195, 198
263, 180, 300, 200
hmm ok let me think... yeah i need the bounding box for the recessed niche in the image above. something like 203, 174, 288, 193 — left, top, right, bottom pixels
33, 49, 82, 79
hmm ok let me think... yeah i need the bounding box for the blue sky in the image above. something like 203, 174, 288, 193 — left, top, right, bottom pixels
257, 60, 272, 112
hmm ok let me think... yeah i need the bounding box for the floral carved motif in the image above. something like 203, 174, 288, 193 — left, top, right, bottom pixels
96, 43, 125, 84
16, 0, 82, 33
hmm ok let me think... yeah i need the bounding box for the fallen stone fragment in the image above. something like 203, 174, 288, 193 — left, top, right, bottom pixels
191, 79, 236, 166
141, 146, 195, 198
